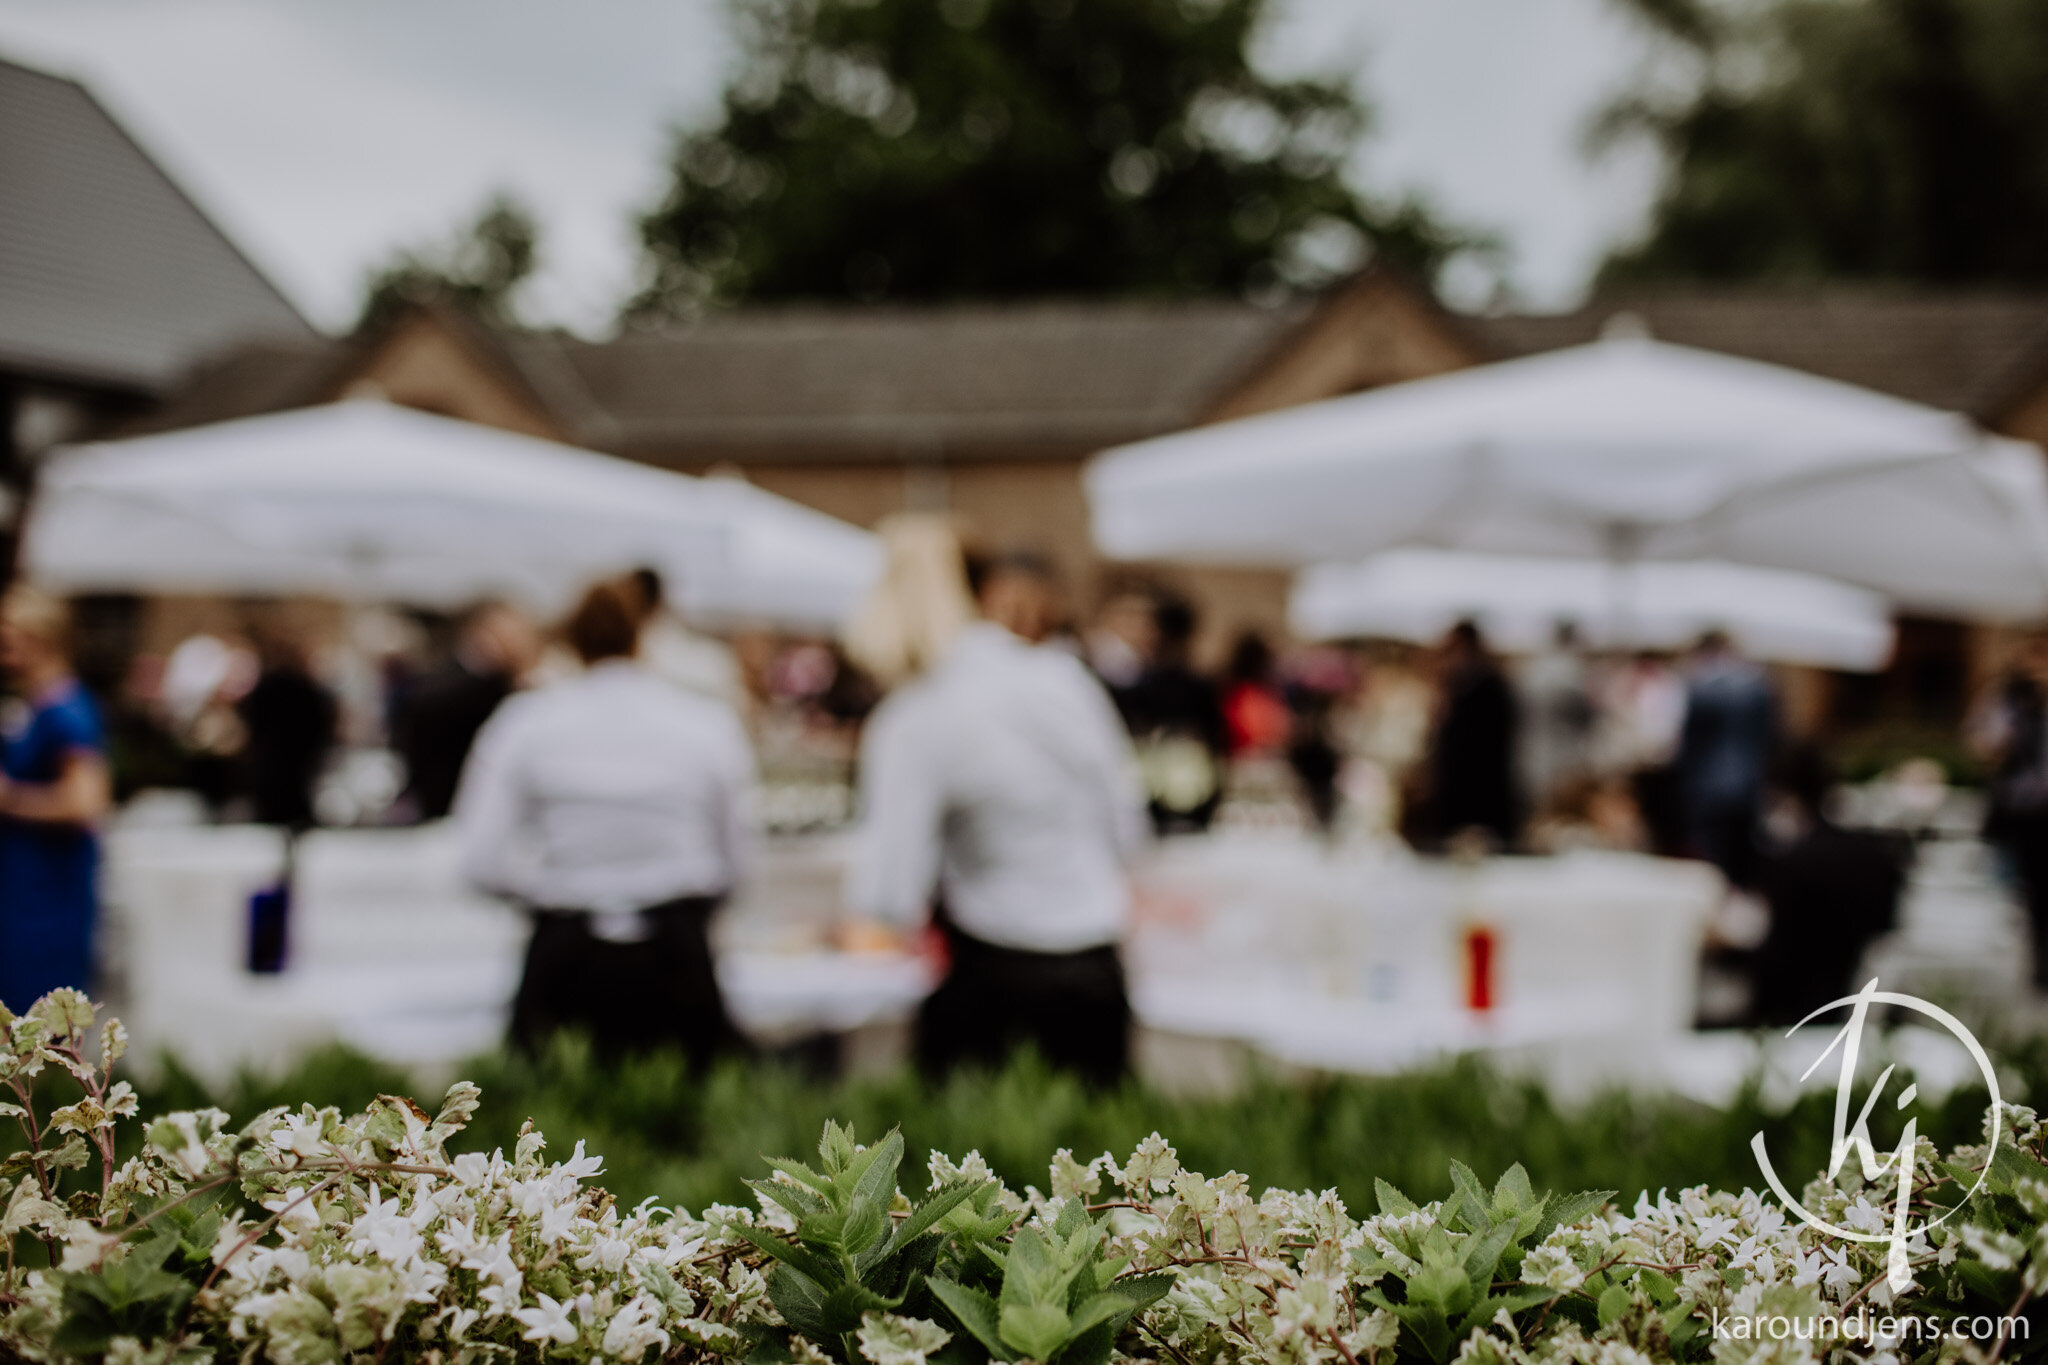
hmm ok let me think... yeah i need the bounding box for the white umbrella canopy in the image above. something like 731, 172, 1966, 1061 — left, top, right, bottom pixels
24, 400, 881, 631
1290, 550, 1897, 671
1088, 337, 2048, 621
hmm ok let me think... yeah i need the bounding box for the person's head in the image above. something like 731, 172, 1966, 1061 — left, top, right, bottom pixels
967, 549, 1060, 643
624, 567, 666, 623
245, 616, 312, 674
0, 586, 72, 685
1442, 618, 1484, 661
459, 600, 541, 679
565, 580, 641, 665
2014, 631, 2048, 686
1094, 588, 1159, 657
1226, 630, 1273, 684
1154, 595, 1200, 664
1553, 619, 1582, 650
1696, 627, 1734, 658
1772, 742, 1836, 820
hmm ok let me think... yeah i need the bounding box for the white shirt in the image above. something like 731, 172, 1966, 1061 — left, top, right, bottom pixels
847, 622, 1148, 953
455, 659, 754, 915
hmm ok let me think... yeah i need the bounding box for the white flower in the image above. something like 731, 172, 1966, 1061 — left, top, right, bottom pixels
479, 1274, 527, 1319
579, 1233, 636, 1275
602, 1294, 674, 1359
1692, 1213, 1739, 1247
512, 1292, 580, 1345
274, 1112, 328, 1160
557, 1140, 605, 1182
1842, 1197, 1887, 1235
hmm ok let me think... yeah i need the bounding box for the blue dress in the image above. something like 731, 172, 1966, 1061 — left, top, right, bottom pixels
0, 682, 104, 1012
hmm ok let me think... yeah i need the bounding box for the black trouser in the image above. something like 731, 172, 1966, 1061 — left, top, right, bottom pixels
917, 921, 1130, 1087
2007, 825, 2048, 987
510, 896, 744, 1066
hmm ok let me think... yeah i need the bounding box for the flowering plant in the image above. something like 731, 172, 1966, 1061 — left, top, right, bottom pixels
0, 993, 2040, 1365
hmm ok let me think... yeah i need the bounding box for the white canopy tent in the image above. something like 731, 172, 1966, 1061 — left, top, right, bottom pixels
1290, 550, 1896, 671
24, 401, 881, 632
1088, 337, 2048, 621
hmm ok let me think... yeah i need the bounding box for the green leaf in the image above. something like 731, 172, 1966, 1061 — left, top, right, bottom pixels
1493, 1164, 1534, 1212
839, 1195, 890, 1259
1596, 1284, 1632, 1328
1066, 1291, 1137, 1339
768, 1265, 835, 1344
766, 1156, 839, 1196
1456, 1287, 1558, 1335
1986, 1143, 2034, 1197
749, 1176, 833, 1223
848, 1131, 906, 1219
1447, 1160, 1491, 1229
890, 1178, 990, 1254
1460, 1216, 1518, 1294
1535, 1190, 1614, 1241
820, 1279, 904, 1330
731, 1223, 844, 1289
820, 1120, 859, 1171
639, 1261, 697, 1317
1375, 1178, 1419, 1218
999, 1301, 1073, 1361
1001, 1227, 1059, 1308
1102, 1270, 1175, 1313
930, 1277, 1009, 1359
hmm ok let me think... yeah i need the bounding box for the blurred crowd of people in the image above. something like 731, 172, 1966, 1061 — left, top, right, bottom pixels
13, 534, 2048, 1067
97, 570, 870, 833
1074, 586, 1782, 873
1075, 591, 1924, 1028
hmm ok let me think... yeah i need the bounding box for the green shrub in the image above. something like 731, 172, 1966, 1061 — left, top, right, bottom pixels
6, 994, 2044, 1365
137, 1029, 2043, 1218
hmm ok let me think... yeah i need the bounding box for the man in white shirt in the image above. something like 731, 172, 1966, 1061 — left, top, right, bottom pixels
847, 551, 1149, 1085
456, 579, 753, 1063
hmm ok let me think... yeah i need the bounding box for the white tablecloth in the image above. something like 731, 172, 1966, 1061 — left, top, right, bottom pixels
1126, 838, 1721, 1078
101, 819, 1719, 1083
100, 823, 934, 1080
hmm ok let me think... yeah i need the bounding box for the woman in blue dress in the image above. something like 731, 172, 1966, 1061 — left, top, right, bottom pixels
0, 587, 111, 1012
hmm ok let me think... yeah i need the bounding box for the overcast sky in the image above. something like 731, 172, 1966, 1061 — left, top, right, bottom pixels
0, 0, 1662, 333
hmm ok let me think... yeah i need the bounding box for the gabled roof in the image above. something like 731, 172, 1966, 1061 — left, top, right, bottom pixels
503, 300, 1313, 459
133, 283, 2048, 460
0, 53, 314, 394
1466, 289, 2048, 421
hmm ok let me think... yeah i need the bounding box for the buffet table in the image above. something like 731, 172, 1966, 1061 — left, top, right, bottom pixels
100, 820, 1720, 1086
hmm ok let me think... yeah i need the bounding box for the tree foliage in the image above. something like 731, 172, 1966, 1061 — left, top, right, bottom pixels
356, 194, 540, 334
1599, 0, 2048, 285
628, 0, 1478, 315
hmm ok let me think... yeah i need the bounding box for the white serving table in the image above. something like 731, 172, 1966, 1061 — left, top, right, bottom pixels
1124, 837, 1721, 1089
101, 816, 1720, 1086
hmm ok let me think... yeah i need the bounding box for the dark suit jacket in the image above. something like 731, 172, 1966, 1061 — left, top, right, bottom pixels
1755, 823, 1905, 1026
395, 663, 512, 821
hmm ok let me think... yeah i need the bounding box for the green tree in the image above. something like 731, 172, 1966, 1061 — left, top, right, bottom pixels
1598, 0, 2048, 284
356, 194, 539, 333
629, 0, 1478, 315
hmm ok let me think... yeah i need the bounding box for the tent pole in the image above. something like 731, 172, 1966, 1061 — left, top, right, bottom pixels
1602, 523, 1644, 653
